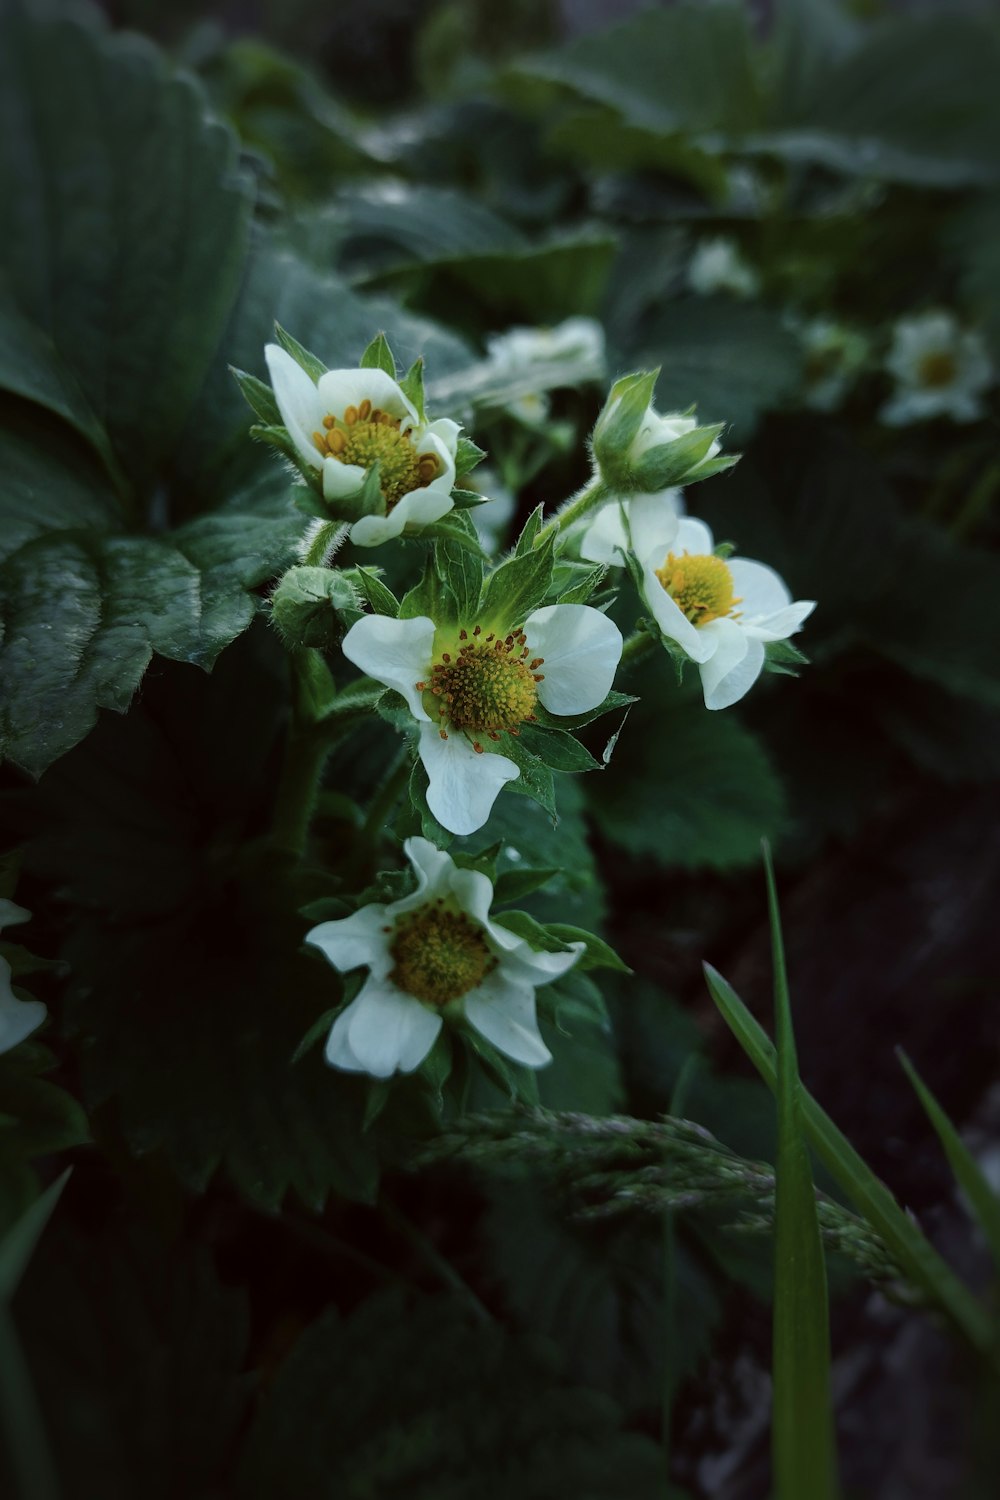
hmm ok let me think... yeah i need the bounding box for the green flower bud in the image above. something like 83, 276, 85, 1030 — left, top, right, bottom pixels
270, 567, 361, 651
591, 369, 736, 494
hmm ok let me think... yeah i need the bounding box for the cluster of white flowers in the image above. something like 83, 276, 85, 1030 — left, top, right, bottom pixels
259, 335, 816, 1084
482, 316, 606, 426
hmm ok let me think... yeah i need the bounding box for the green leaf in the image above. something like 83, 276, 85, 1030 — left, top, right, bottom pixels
492, 867, 560, 905
899, 1050, 1000, 1283
765, 847, 838, 1500
493, 735, 557, 819
360, 331, 397, 377
546, 924, 630, 975
492, 910, 575, 955
436, 538, 484, 623
701, 963, 996, 1361
480, 531, 555, 629
587, 670, 784, 872
0, 1170, 71, 1304
399, 357, 426, 422
352, 566, 400, 618
514, 504, 545, 556
0, 3, 254, 491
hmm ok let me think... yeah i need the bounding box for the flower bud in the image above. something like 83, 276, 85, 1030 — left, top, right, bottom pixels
269, 567, 360, 651
591, 371, 734, 494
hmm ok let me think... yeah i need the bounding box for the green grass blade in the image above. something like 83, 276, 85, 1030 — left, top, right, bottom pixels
0, 1169, 72, 1303
898, 1049, 1000, 1282
764, 845, 838, 1499
702, 963, 996, 1363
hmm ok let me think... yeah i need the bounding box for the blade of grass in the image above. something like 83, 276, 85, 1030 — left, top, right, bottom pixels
764, 843, 838, 1500
701, 963, 997, 1364
898, 1049, 1000, 1282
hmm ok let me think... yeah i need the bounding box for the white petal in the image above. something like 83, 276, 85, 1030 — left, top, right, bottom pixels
306, 906, 393, 980
341, 614, 434, 722
345, 978, 441, 1077
699, 622, 763, 710
626, 490, 683, 560
349, 477, 454, 549
523, 604, 623, 715
728, 558, 791, 619
579, 501, 629, 565
265, 344, 326, 471
0, 955, 46, 1055
322, 457, 368, 500
464, 973, 551, 1068
388, 837, 458, 916
419, 417, 462, 457
495, 936, 584, 987
744, 599, 816, 642
639, 557, 712, 662
325, 1001, 367, 1072
413, 430, 457, 490
316, 368, 419, 429
418, 724, 518, 836
0, 899, 31, 934
674, 516, 715, 555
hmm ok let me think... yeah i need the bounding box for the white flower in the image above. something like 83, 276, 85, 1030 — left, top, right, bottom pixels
468, 468, 518, 554
342, 604, 623, 835
795, 318, 869, 412
880, 312, 993, 426
307, 837, 582, 1077
0, 904, 46, 1054
687, 238, 760, 299
628, 509, 815, 710
265, 345, 461, 547
578, 488, 685, 567
485, 317, 606, 379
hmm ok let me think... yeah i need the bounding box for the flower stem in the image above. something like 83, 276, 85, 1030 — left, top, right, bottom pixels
270, 721, 331, 859
620, 629, 656, 670
534, 475, 608, 546
302, 519, 348, 567
361, 754, 411, 845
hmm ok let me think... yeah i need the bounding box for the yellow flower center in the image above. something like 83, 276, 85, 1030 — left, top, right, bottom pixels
390, 905, 495, 1006
917, 351, 958, 389
311, 399, 440, 509
417, 626, 543, 754
655, 550, 740, 626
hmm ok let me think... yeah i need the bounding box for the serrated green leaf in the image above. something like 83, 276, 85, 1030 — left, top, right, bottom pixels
0, 4, 254, 491
480, 532, 555, 629
360, 331, 397, 376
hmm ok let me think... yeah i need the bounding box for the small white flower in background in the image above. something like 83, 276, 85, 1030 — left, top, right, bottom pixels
265, 345, 461, 547
578, 488, 685, 567
0, 903, 46, 1055
485, 317, 607, 383
687, 237, 760, 299
626, 508, 815, 710
795, 318, 870, 412
880, 312, 993, 426
468, 468, 518, 554
307, 837, 582, 1077
342, 604, 622, 835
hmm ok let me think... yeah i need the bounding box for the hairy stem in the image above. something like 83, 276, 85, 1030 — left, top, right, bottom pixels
620, 630, 656, 670
534, 475, 609, 546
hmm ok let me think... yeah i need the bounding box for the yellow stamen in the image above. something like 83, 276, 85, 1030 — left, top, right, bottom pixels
655, 550, 741, 626
390, 907, 494, 1006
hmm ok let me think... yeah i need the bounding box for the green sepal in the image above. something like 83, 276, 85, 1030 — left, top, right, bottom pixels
492, 866, 559, 905
764, 638, 810, 677
360, 332, 397, 377
554, 562, 609, 606
291, 1006, 340, 1064
436, 535, 484, 622
532, 688, 637, 732
455, 435, 487, 480
399, 554, 460, 627
292, 485, 334, 520
351, 566, 400, 618
449, 489, 491, 509
399, 357, 426, 421
591, 369, 659, 469
514, 505, 545, 556
270, 567, 362, 651
251, 423, 316, 480
231, 366, 281, 425
518, 722, 601, 773
631, 422, 727, 491
450, 842, 502, 880
459, 1026, 540, 1105
479, 529, 555, 629
274, 322, 327, 381
491, 909, 576, 954
545, 923, 631, 974
418, 1031, 453, 1114
494, 735, 556, 817
420, 512, 489, 559
363, 1079, 393, 1129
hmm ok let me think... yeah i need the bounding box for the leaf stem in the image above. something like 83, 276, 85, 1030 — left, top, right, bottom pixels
620, 630, 656, 669
534, 475, 608, 546
271, 653, 336, 858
